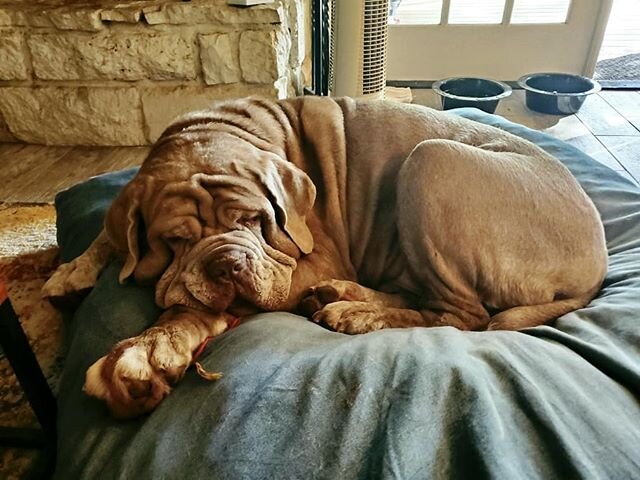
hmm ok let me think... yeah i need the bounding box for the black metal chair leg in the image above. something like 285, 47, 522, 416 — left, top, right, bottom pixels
0, 284, 57, 477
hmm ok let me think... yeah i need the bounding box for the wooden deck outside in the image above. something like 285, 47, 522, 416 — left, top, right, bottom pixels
598, 0, 640, 62
0, 89, 639, 203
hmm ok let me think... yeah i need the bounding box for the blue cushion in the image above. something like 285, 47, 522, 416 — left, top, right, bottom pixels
53, 109, 640, 479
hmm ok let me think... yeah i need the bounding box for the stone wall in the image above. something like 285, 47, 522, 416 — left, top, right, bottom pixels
0, 0, 309, 145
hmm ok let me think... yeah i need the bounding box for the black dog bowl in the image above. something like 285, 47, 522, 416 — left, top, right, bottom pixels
433, 77, 512, 113
518, 72, 601, 115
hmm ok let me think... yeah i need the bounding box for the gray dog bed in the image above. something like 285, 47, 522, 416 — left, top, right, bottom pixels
52, 109, 640, 479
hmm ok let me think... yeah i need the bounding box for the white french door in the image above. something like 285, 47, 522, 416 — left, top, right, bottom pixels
387, 0, 613, 82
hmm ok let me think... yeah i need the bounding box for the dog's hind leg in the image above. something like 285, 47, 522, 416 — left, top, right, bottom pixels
487, 290, 596, 330
395, 139, 496, 331
42, 229, 114, 304
394, 138, 605, 332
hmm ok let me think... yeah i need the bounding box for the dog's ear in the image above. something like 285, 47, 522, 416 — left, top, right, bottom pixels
259, 158, 316, 254
105, 176, 152, 283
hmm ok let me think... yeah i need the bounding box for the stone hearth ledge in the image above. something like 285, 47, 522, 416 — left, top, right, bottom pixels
0, 1, 284, 31
0, 84, 286, 145
0, 87, 147, 145
0, 0, 308, 145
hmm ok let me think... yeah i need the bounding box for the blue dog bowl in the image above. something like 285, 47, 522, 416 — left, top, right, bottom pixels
433, 77, 512, 113
518, 72, 601, 115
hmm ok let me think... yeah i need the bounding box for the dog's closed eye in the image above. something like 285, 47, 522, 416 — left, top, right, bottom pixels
163, 224, 196, 246
240, 213, 261, 228
224, 208, 262, 230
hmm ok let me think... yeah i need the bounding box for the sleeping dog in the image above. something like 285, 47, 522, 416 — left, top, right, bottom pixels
43, 96, 607, 418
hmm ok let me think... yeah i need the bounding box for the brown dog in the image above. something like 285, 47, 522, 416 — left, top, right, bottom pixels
43, 96, 607, 418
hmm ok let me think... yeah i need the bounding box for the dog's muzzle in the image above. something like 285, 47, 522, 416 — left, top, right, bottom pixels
156, 230, 297, 311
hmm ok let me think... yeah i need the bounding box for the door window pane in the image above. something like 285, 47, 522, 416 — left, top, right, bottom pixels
389, 0, 443, 25
511, 0, 571, 24
449, 0, 506, 24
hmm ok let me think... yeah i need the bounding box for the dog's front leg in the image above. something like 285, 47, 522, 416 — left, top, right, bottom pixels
299, 279, 412, 314
306, 301, 477, 334
310, 301, 427, 334
83, 307, 235, 419
298, 280, 425, 333
298, 280, 479, 333
42, 228, 114, 303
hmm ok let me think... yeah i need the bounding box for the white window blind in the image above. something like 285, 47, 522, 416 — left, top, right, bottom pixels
511, 0, 571, 24
390, 0, 576, 26
448, 0, 506, 24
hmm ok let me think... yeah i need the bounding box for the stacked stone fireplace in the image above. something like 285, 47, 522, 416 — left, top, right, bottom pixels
0, 0, 308, 145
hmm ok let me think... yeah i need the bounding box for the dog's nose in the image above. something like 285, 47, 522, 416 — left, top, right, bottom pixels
206, 254, 247, 280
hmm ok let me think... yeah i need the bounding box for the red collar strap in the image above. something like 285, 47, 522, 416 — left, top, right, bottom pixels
191, 316, 240, 364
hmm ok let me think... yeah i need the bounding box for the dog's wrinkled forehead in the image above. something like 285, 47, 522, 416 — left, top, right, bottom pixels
144, 131, 250, 177
141, 133, 260, 201
145, 175, 270, 235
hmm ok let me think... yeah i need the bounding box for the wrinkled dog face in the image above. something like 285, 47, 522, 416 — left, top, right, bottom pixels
105, 132, 316, 314
150, 183, 299, 313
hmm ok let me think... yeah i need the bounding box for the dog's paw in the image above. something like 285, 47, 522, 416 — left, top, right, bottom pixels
298, 280, 364, 317
42, 257, 100, 302
311, 301, 387, 334
84, 328, 193, 419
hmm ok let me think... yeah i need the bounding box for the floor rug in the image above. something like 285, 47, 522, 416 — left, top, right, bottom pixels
0, 203, 63, 479
595, 52, 640, 82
